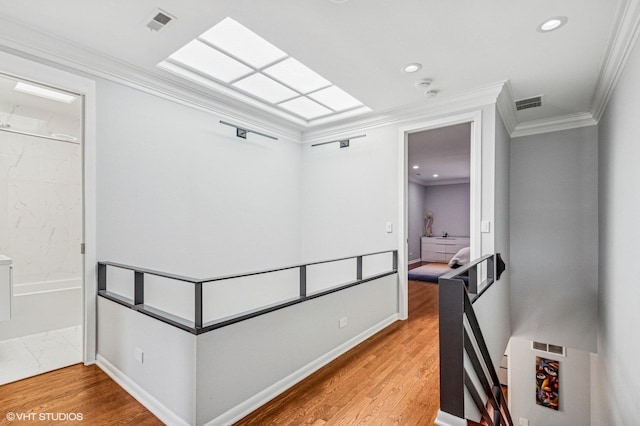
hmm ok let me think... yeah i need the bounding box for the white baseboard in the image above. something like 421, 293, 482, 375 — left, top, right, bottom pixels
96, 355, 189, 426
205, 313, 400, 426
435, 410, 467, 426
408, 258, 422, 265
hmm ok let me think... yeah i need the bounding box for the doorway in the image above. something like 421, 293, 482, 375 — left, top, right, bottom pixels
0, 72, 84, 384
397, 111, 482, 320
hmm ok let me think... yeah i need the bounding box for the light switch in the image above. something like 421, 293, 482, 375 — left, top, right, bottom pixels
386, 222, 393, 233
481, 220, 491, 233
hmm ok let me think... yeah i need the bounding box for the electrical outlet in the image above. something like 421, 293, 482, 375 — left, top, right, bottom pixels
339, 317, 348, 328
519, 418, 529, 426
135, 347, 144, 364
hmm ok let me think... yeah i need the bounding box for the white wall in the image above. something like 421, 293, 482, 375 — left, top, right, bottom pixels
472, 111, 511, 369
509, 337, 591, 426
195, 274, 398, 425
407, 180, 426, 262
97, 298, 197, 425
300, 125, 399, 262
596, 29, 640, 425
423, 183, 470, 237
510, 126, 598, 353
96, 78, 303, 280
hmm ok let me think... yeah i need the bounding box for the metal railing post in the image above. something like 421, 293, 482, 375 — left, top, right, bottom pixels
356, 256, 363, 280
195, 282, 203, 329
134, 272, 144, 305
98, 263, 107, 292
439, 277, 466, 418
300, 265, 307, 298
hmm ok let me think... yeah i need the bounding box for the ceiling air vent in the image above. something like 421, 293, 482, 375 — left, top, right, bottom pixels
515, 95, 543, 111
146, 9, 175, 31
532, 341, 566, 357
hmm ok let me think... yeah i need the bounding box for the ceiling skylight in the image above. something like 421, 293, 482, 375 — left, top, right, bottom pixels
233, 74, 297, 103
263, 58, 330, 94
199, 17, 287, 68
168, 40, 252, 83
279, 97, 332, 119
159, 17, 369, 125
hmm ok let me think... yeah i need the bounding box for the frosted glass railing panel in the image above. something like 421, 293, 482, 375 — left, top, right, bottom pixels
106, 267, 134, 300
203, 268, 299, 323
306, 258, 357, 294
145, 275, 195, 322
363, 252, 393, 278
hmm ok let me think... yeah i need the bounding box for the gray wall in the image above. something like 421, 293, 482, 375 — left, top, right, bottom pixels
509, 337, 591, 426
510, 126, 598, 353
597, 32, 640, 424
408, 180, 426, 262
424, 183, 470, 237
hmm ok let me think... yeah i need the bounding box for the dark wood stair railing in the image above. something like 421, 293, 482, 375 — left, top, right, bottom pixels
438, 253, 513, 426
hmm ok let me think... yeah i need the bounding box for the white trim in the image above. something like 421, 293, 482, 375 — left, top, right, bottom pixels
303, 81, 504, 143
398, 110, 483, 320
591, 0, 640, 121
495, 80, 518, 135
512, 112, 597, 138
408, 258, 422, 265
96, 355, 190, 426
0, 50, 97, 365
0, 15, 302, 142
204, 313, 399, 426
435, 409, 467, 426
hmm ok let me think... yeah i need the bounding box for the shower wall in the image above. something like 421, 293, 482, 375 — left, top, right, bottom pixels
0, 109, 82, 339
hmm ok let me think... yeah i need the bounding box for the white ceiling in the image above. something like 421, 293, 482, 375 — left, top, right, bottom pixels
0, 0, 622, 132
408, 123, 471, 186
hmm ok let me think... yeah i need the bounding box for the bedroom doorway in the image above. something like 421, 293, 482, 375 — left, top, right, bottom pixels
398, 111, 482, 320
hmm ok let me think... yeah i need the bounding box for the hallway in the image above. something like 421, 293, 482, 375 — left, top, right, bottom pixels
0, 281, 439, 425
235, 280, 440, 425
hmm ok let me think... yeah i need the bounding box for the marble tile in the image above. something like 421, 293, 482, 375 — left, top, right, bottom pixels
0, 327, 82, 386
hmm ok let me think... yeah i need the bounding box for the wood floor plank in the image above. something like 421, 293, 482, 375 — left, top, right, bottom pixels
0, 364, 162, 426
235, 280, 440, 425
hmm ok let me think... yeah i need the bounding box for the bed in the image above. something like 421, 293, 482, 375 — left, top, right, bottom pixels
408, 246, 471, 283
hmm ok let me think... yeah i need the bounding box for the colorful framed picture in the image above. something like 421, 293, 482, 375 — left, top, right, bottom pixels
536, 357, 559, 410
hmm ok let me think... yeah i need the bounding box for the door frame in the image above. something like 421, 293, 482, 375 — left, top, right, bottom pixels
0, 49, 97, 363
397, 110, 482, 319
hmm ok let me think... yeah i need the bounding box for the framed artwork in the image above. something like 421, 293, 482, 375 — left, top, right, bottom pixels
536, 357, 559, 410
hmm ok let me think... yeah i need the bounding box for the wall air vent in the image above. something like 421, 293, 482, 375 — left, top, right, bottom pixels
515, 95, 543, 111
532, 341, 566, 357
146, 9, 175, 31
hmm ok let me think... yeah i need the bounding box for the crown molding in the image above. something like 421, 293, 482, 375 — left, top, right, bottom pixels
0, 15, 305, 142
511, 112, 597, 138
301, 81, 506, 143
591, 0, 640, 121
495, 80, 518, 135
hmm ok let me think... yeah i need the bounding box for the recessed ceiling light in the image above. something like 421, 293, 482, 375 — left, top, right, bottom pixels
433, 174, 439, 178
537, 16, 568, 33
415, 79, 432, 88
412, 165, 419, 169
403, 63, 422, 73
14, 82, 77, 104
425, 90, 439, 98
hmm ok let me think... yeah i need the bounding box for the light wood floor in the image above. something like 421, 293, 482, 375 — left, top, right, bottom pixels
0, 277, 440, 426
0, 363, 163, 426
236, 280, 440, 425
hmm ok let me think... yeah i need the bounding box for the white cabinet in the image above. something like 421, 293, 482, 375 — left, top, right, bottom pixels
421, 237, 470, 263
0, 255, 12, 321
